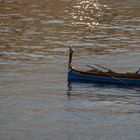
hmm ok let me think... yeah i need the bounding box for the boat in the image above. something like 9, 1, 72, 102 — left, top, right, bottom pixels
68, 47, 140, 87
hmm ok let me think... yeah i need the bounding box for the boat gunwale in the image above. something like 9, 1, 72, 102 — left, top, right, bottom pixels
70, 66, 140, 80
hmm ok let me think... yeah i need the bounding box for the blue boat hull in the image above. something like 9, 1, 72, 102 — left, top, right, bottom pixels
68, 69, 140, 87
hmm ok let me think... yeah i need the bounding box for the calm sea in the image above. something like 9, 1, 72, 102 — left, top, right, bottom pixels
0, 0, 140, 139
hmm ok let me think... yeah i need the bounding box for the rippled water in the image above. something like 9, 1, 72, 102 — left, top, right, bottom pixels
0, 0, 140, 140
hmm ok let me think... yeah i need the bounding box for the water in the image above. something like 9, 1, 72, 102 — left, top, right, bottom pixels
0, 0, 140, 139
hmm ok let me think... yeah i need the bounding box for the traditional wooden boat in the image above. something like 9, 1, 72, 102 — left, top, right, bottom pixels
68, 47, 140, 87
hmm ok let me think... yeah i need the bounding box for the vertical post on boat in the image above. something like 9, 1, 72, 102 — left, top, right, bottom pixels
68, 47, 73, 69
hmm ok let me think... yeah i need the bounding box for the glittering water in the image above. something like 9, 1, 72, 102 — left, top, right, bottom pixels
0, 0, 140, 140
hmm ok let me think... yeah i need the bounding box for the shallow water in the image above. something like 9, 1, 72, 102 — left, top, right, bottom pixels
0, 0, 140, 140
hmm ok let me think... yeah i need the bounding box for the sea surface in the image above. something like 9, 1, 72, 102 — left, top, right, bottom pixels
0, 0, 140, 140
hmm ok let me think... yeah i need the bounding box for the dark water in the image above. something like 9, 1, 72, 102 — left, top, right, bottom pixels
0, 0, 140, 139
